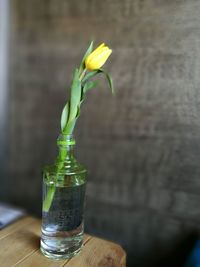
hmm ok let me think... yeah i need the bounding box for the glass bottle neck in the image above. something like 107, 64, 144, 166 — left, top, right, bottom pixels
56, 134, 76, 162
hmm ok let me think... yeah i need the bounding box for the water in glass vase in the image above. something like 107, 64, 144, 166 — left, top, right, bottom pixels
40, 134, 87, 259
41, 182, 86, 259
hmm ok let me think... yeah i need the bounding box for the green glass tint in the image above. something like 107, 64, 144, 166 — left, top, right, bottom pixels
40, 134, 87, 260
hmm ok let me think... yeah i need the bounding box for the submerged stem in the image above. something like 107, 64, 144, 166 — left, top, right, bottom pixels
42, 139, 70, 212
43, 185, 56, 212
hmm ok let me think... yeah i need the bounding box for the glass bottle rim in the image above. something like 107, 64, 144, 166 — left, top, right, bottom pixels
57, 134, 76, 146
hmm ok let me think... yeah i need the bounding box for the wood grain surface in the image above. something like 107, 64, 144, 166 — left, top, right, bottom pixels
0, 217, 126, 267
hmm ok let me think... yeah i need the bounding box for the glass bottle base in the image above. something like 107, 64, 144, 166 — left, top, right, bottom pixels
40, 245, 82, 260
40, 238, 83, 260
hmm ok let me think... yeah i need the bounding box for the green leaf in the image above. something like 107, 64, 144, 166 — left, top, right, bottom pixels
76, 104, 81, 119
82, 70, 100, 83
60, 102, 69, 132
68, 68, 82, 122
83, 81, 98, 94
79, 41, 94, 73
63, 117, 77, 134
80, 81, 98, 105
80, 93, 85, 104
63, 102, 81, 134
62, 68, 82, 134
63, 104, 81, 134
99, 68, 114, 94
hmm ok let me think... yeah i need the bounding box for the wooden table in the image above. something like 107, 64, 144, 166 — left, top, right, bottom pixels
0, 216, 126, 267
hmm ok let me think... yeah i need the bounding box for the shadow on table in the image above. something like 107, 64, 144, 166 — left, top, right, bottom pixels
127, 231, 198, 267
25, 231, 40, 250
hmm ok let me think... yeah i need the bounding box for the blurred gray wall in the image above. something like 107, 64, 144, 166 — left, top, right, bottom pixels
7, 0, 200, 266
0, 0, 9, 199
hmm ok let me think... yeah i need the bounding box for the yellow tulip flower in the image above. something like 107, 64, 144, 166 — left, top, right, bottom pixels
85, 43, 112, 71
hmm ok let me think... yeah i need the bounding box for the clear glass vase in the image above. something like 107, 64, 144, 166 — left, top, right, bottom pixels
40, 134, 87, 260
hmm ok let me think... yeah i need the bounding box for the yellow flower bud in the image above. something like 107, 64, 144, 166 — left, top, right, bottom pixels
85, 43, 112, 71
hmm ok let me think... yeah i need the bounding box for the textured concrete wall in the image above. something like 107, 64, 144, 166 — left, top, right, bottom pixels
8, 0, 200, 266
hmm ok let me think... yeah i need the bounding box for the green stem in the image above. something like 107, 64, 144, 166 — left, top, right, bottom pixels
42, 185, 56, 212
79, 68, 87, 81
42, 144, 67, 212
43, 68, 85, 213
